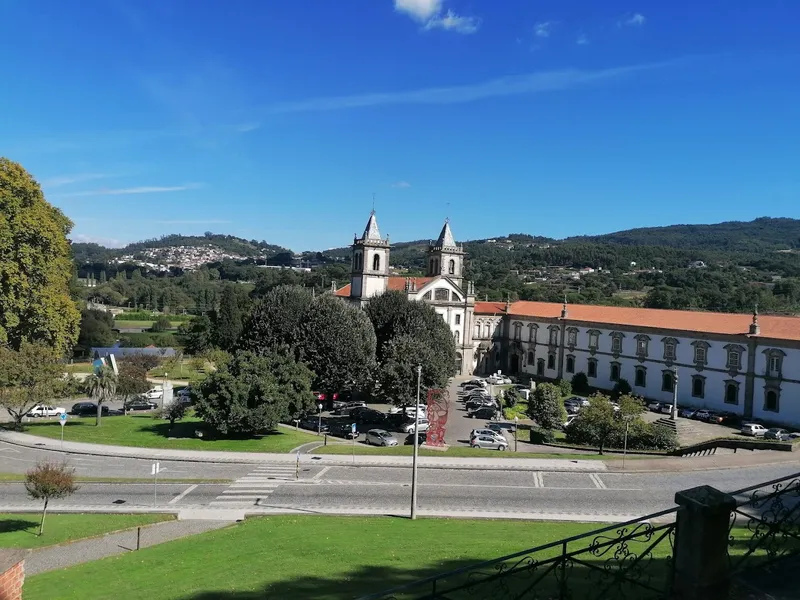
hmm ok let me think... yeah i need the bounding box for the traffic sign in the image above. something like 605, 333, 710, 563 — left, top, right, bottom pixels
59, 413, 67, 427
351, 423, 357, 433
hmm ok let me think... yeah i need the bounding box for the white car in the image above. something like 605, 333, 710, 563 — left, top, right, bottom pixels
144, 388, 163, 400
470, 428, 507, 443
741, 423, 768, 437
387, 404, 427, 415
401, 418, 430, 434
28, 405, 66, 418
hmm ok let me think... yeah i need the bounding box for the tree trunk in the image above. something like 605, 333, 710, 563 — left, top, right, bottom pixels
39, 498, 48, 536
96, 401, 102, 426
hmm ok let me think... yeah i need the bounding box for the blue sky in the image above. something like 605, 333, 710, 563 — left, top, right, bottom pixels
2, 0, 799, 251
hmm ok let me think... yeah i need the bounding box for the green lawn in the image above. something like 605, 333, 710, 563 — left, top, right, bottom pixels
21, 416, 321, 453
114, 320, 183, 329
0, 513, 172, 549
23, 516, 604, 600
312, 443, 606, 460
64, 362, 95, 374
148, 359, 209, 383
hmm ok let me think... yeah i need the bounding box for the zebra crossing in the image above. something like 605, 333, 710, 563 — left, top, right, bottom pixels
209, 464, 297, 507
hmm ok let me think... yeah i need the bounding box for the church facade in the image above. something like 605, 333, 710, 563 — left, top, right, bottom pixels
336, 212, 800, 427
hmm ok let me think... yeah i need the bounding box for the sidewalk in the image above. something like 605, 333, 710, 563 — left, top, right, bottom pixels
24, 518, 232, 575
0, 430, 605, 472
605, 450, 800, 473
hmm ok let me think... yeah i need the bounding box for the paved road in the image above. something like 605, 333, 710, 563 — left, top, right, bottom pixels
2, 460, 797, 519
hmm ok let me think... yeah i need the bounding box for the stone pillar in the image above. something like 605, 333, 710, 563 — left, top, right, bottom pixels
672, 485, 736, 600
0, 549, 30, 600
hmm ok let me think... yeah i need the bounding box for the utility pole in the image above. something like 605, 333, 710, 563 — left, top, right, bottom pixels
410, 365, 422, 520
671, 366, 679, 420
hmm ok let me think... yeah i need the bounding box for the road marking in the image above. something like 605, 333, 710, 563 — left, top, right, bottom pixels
0, 447, 21, 454
534, 472, 544, 488
309, 480, 640, 491
311, 466, 331, 481
589, 474, 607, 489
168, 484, 198, 505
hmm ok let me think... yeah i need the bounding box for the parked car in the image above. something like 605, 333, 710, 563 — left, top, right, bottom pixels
401, 418, 430, 434
470, 429, 507, 443
329, 422, 358, 439
177, 386, 192, 398
563, 400, 582, 414
124, 399, 158, 411
28, 405, 66, 418
471, 434, 508, 451
300, 416, 329, 433
693, 409, 711, 421
765, 428, 791, 441
647, 401, 663, 412
143, 388, 163, 400
365, 429, 398, 447
468, 406, 497, 420
741, 423, 768, 437
486, 421, 516, 433
404, 432, 427, 445
566, 396, 589, 408
71, 402, 109, 417
355, 408, 387, 426
704, 412, 725, 424
678, 407, 697, 419
659, 403, 674, 415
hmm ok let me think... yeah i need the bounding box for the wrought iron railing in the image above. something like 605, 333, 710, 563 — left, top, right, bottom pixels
357, 509, 678, 600
728, 471, 800, 575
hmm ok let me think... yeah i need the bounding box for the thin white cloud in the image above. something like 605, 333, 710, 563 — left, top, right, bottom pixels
534, 21, 554, 38
55, 184, 204, 198
425, 10, 480, 34
269, 61, 670, 114
394, 0, 479, 34
576, 34, 590, 45
41, 173, 115, 188
622, 13, 646, 27
70, 233, 126, 248
394, 0, 442, 21
154, 219, 232, 224
391, 181, 412, 189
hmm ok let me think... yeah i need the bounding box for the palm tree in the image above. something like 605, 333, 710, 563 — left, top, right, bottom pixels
86, 366, 117, 426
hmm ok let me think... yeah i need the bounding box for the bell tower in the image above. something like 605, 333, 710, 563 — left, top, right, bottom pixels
350, 211, 390, 305
427, 219, 465, 289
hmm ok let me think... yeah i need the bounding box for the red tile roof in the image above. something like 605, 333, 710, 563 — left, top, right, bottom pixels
475, 300, 800, 342
334, 277, 434, 298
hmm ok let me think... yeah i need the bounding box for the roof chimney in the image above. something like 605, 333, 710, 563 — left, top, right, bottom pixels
561, 295, 569, 319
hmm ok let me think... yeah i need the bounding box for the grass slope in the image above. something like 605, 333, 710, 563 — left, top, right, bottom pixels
21, 416, 320, 453
23, 516, 599, 600
0, 513, 172, 549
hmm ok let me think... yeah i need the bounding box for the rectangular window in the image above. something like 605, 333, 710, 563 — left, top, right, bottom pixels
769, 356, 780, 375
610, 364, 620, 382
612, 337, 622, 353
566, 356, 575, 374
664, 343, 676, 360
694, 346, 706, 364
727, 350, 740, 369
635, 368, 646, 387
637, 339, 648, 354
692, 377, 704, 398
568, 330, 577, 346
587, 360, 597, 378
455, 314, 461, 325
589, 332, 599, 349
549, 329, 559, 345
547, 353, 556, 370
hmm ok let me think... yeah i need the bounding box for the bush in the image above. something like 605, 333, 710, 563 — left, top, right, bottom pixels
150, 315, 173, 333
158, 402, 187, 427
612, 378, 632, 399
556, 379, 572, 397
504, 388, 520, 408
571, 372, 590, 395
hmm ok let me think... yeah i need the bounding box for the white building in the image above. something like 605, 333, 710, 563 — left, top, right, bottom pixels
473, 300, 800, 428
335, 212, 477, 375
334, 211, 800, 428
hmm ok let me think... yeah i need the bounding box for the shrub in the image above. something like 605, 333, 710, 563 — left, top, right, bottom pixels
612, 378, 632, 399
556, 379, 572, 398
25, 462, 79, 535
150, 315, 173, 333
504, 388, 520, 408
571, 372, 590, 395
158, 401, 187, 428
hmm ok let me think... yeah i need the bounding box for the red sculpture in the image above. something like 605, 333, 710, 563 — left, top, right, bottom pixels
425, 388, 450, 447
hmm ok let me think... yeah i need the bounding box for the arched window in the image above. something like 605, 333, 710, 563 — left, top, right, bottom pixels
513, 322, 522, 340
566, 355, 575, 374
692, 376, 705, 398
725, 383, 738, 404
610, 363, 620, 382
528, 324, 537, 342
484, 323, 491, 338
434, 288, 449, 301
474, 323, 481, 338
765, 389, 778, 411
635, 367, 646, 387
454, 331, 460, 344
354, 253, 362, 271
527, 351, 534, 365
372, 253, 381, 271
448, 259, 455, 274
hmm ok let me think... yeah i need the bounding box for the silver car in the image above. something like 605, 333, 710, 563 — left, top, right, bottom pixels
470, 428, 507, 443
365, 429, 398, 447
401, 418, 430, 434
471, 435, 508, 451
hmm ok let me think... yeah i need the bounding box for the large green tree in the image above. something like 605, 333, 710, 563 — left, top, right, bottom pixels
116, 360, 151, 413
74, 309, 116, 357
0, 342, 71, 428
238, 286, 376, 394
365, 291, 457, 404
526, 382, 566, 441
0, 158, 80, 354
85, 365, 117, 426
212, 284, 247, 351
194, 350, 315, 435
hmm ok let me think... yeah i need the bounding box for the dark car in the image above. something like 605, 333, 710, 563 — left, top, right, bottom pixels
468, 406, 497, 420
329, 422, 358, 439
466, 398, 495, 411
124, 399, 158, 411
71, 402, 109, 417
300, 416, 329, 433
355, 408, 387, 426
404, 432, 427, 445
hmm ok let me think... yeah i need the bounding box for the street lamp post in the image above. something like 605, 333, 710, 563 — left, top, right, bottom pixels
514, 416, 519, 452
671, 367, 679, 421
622, 415, 634, 472
410, 365, 422, 520
162, 372, 168, 409
317, 402, 323, 435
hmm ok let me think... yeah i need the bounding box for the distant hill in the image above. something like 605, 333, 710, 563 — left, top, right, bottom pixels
566, 217, 800, 252
71, 233, 290, 265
